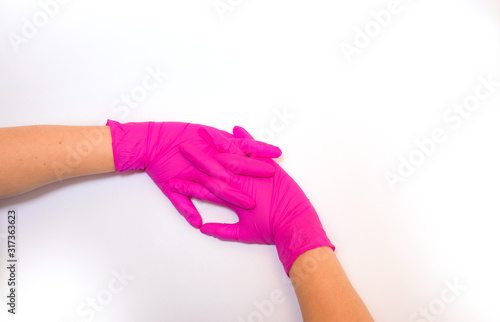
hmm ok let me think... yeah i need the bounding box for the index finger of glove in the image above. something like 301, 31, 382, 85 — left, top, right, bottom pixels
232, 126, 282, 158
233, 139, 282, 158
161, 186, 203, 229
212, 153, 275, 177
167, 178, 232, 208
233, 126, 255, 140
198, 127, 246, 157
200, 223, 241, 242
179, 143, 232, 182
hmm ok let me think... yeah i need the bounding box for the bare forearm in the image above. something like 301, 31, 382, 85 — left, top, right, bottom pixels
0, 125, 115, 199
289, 247, 373, 322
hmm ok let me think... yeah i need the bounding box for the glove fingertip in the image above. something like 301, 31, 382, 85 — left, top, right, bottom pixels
186, 213, 203, 229
200, 224, 215, 237
177, 202, 203, 229
228, 190, 255, 210
233, 126, 254, 140
201, 223, 241, 242
272, 146, 282, 158
257, 163, 276, 177
243, 198, 256, 210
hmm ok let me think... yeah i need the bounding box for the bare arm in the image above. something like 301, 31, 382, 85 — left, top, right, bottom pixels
0, 125, 115, 199
289, 247, 374, 322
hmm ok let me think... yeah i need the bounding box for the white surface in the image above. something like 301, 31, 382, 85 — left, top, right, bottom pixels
1, 0, 499, 321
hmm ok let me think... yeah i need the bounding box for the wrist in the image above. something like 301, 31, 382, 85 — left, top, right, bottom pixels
106, 120, 152, 172
274, 206, 334, 276
276, 230, 335, 276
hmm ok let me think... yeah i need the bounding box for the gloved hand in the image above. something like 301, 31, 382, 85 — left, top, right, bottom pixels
166, 126, 334, 275
106, 120, 282, 229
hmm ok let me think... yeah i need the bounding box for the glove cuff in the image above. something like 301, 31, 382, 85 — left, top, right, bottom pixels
274, 203, 335, 276
106, 120, 151, 172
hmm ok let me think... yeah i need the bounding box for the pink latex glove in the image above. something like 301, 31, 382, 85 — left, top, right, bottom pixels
166, 126, 334, 275
106, 120, 282, 228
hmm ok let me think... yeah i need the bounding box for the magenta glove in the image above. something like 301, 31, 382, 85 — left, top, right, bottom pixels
106, 120, 282, 228
166, 126, 334, 275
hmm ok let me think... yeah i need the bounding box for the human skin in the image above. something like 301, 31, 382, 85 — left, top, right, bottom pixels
0, 124, 373, 321
289, 247, 373, 322
168, 127, 374, 321
0, 125, 115, 198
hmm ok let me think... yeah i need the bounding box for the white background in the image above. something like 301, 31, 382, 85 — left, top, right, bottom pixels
1, 0, 499, 321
